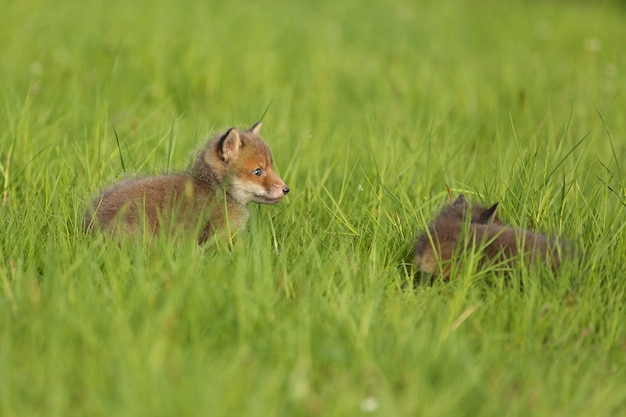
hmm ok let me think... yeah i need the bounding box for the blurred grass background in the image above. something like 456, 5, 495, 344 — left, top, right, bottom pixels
1, 0, 625, 416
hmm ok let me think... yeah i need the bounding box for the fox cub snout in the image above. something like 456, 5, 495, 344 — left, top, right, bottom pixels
414, 194, 567, 279
85, 122, 289, 245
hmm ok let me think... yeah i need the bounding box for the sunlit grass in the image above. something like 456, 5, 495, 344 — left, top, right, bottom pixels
1, 0, 625, 416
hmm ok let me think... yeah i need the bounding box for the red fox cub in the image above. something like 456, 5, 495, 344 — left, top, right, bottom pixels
414, 195, 565, 279
85, 122, 289, 245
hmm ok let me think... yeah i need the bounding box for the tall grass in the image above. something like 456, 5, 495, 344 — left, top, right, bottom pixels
1, 0, 625, 416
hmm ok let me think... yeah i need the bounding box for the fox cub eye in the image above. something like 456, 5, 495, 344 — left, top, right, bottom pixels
252, 168, 263, 177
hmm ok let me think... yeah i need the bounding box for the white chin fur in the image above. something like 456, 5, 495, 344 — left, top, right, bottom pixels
229, 178, 281, 205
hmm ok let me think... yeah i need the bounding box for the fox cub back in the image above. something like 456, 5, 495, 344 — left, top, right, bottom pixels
414, 195, 566, 279
85, 122, 289, 244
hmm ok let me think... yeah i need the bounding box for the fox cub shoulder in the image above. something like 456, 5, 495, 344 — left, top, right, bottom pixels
414, 194, 567, 279
85, 122, 289, 245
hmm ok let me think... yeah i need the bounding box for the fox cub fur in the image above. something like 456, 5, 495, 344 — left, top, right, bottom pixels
85, 122, 289, 244
414, 195, 566, 278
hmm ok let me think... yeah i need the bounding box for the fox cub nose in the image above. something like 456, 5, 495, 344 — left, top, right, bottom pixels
282, 186, 290, 195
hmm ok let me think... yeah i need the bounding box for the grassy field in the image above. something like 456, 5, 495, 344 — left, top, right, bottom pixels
1, 0, 625, 415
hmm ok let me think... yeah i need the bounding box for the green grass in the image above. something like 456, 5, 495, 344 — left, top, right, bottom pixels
1, 0, 626, 415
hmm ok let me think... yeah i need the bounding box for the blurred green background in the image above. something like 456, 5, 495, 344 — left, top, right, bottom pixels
1, 0, 625, 416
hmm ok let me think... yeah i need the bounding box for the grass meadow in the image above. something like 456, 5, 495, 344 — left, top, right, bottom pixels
1, 0, 626, 415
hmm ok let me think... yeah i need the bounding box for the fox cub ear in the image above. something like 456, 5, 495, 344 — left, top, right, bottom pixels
479, 203, 499, 223
249, 121, 262, 135
452, 194, 466, 205
219, 128, 242, 162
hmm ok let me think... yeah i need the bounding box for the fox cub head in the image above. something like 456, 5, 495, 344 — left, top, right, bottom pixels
194, 122, 289, 205
438, 194, 501, 226
414, 194, 501, 277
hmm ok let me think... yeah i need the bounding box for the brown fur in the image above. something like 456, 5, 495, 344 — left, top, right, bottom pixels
85, 122, 289, 245
414, 195, 565, 278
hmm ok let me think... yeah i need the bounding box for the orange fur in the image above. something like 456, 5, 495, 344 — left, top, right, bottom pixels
85, 122, 289, 245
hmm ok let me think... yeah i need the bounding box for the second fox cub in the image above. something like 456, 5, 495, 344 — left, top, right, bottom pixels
85, 122, 289, 244
414, 195, 566, 278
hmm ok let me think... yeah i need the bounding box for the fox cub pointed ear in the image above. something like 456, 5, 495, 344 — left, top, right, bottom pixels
453, 194, 466, 205
249, 121, 262, 135
479, 203, 499, 223
219, 128, 242, 162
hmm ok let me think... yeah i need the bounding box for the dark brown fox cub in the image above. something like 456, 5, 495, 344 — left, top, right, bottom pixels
85, 122, 289, 244
414, 195, 566, 278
